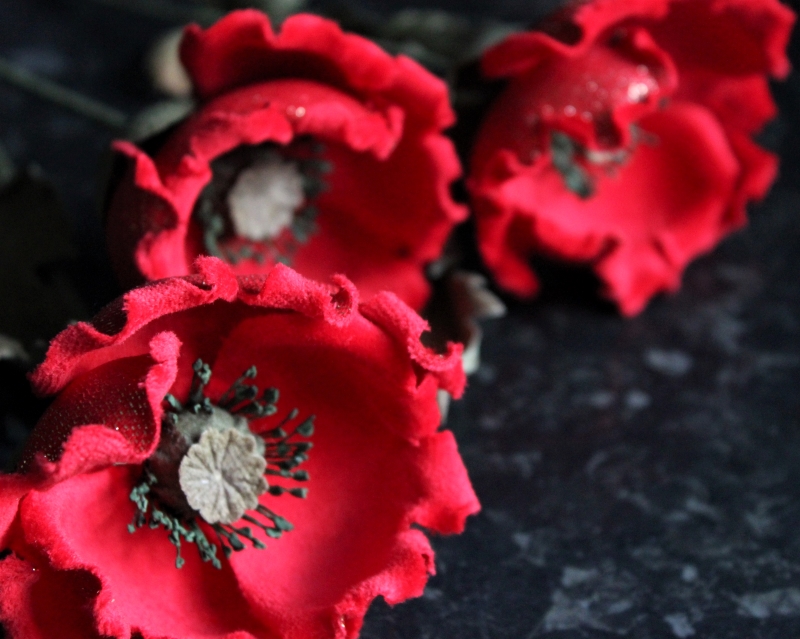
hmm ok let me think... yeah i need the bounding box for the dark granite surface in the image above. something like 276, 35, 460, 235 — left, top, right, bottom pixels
0, 1, 799, 637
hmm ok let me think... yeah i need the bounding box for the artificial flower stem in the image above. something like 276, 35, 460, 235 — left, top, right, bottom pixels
0, 57, 128, 132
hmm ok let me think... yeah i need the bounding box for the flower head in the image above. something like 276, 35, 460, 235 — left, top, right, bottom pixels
468, 0, 794, 315
106, 10, 467, 310
0, 258, 478, 639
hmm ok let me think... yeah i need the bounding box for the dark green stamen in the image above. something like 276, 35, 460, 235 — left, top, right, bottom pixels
128, 359, 313, 569
128, 472, 222, 570
550, 131, 595, 199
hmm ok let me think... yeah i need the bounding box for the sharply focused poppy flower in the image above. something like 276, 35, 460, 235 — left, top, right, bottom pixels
106, 10, 466, 311
468, 0, 794, 315
0, 258, 479, 639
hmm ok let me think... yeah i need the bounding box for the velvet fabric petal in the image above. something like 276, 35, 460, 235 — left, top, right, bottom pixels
481, 0, 672, 79
106, 11, 466, 311
469, 0, 793, 314
1, 259, 478, 638
180, 11, 454, 130
19, 465, 265, 638
477, 102, 740, 315
207, 310, 472, 638
0, 554, 103, 639
646, 0, 794, 79
473, 24, 676, 170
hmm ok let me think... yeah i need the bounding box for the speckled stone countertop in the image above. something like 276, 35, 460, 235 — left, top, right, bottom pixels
0, 1, 799, 638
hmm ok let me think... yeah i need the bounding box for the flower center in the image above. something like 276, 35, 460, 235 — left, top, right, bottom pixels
194, 139, 332, 266
129, 359, 313, 569
227, 153, 305, 242
549, 126, 656, 199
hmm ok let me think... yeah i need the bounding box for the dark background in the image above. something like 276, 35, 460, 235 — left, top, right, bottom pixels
0, 1, 799, 637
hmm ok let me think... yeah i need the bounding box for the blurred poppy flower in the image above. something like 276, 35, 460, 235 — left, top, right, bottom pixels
468, 0, 794, 315
107, 10, 466, 311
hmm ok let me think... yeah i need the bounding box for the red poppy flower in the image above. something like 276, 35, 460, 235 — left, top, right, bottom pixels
105, 10, 466, 312
0, 258, 479, 639
468, 0, 794, 315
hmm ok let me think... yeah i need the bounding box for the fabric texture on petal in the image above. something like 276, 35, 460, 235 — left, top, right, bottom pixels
469, 0, 793, 314
2, 259, 478, 639
106, 10, 466, 311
